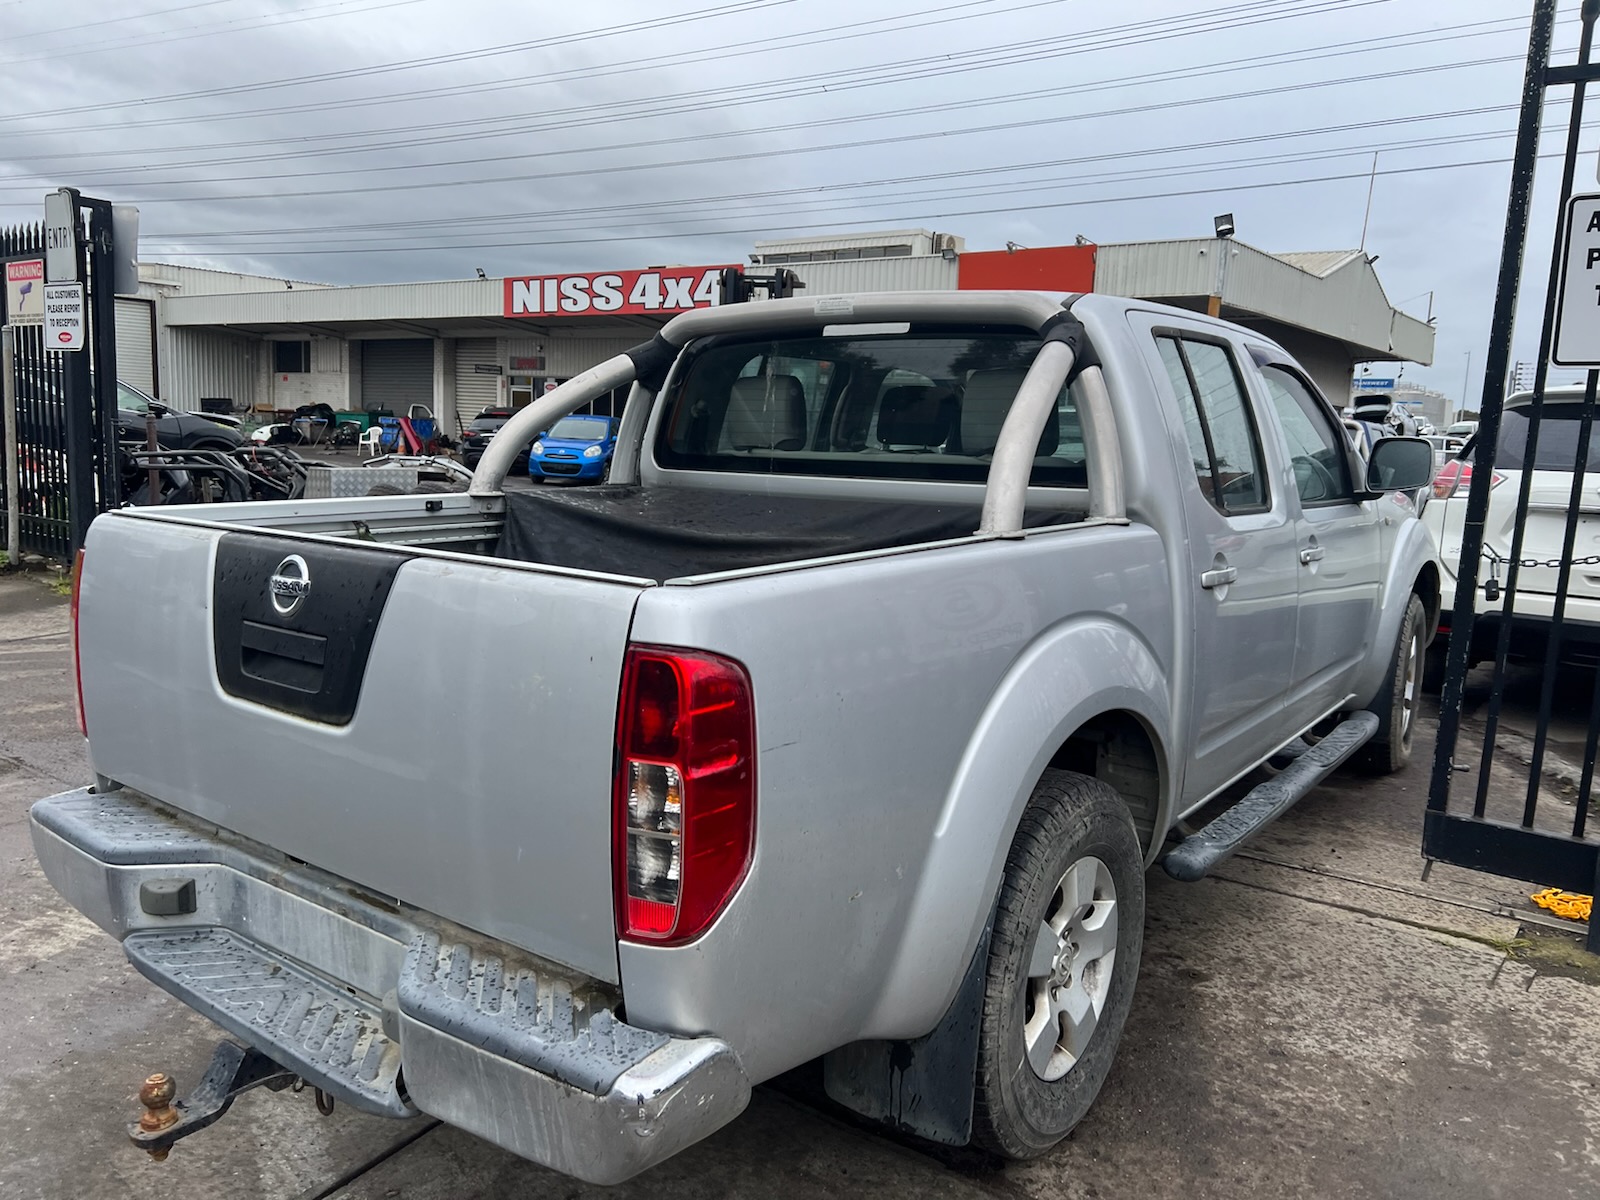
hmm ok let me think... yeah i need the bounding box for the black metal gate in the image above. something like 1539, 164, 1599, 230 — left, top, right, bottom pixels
1, 192, 121, 560
1425, 0, 1600, 950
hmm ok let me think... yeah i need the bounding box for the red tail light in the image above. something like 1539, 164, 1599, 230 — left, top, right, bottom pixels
69, 548, 86, 737
614, 645, 755, 945
1432, 459, 1505, 501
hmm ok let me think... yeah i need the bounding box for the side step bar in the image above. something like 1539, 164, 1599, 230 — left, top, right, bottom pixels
1163, 711, 1379, 882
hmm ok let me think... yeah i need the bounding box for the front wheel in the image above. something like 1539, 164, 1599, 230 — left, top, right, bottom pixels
971, 770, 1145, 1159
1352, 593, 1426, 775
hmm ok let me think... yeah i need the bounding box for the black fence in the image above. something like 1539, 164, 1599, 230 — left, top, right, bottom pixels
1424, 0, 1600, 951
2, 195, 118, 562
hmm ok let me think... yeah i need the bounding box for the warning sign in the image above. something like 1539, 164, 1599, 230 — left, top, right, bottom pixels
4, 259, 43, 326
43, 281, 85, 351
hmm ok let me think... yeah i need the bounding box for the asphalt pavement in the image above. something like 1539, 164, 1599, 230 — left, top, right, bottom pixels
2, 569, 1596, 1200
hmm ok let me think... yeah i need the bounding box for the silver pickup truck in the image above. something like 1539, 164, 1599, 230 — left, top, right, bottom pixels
31, 291, 1438, 1182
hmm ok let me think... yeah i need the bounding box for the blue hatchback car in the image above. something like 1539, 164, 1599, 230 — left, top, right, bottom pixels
529, 415, 619, 482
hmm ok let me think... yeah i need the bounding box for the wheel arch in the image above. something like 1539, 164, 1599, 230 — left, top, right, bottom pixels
1350, 518, 1440, 707
859, 615, 1172, 1043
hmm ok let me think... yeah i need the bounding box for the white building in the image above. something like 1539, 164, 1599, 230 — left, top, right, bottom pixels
118, 230, 1435, 433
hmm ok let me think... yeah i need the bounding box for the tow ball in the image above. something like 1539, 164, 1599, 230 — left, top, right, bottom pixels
130, 1041, 332, 1161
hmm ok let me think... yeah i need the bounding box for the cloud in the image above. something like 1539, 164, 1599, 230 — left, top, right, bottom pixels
0, 0, 1573, 402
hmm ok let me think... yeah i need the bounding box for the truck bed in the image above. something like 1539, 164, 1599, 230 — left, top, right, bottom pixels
496, 486, 1076, 581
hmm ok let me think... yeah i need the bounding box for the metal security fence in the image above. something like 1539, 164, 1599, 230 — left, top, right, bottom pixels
1425, 0, 1600, 951
1, 194, 120, 561
3, 315, 72, 561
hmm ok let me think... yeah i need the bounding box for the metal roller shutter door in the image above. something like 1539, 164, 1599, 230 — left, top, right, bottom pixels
360, 339, 433, 413
454, 339, 500, 422
115, 298, 157, 394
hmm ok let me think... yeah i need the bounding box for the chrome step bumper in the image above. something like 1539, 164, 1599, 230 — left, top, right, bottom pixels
30, 788, 751, 1185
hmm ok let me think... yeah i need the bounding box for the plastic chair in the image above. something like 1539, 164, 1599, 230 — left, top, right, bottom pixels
358, 426, 383, 458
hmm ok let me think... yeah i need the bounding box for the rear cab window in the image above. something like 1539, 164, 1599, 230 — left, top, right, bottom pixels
1154, 333, 1269, 514
1491, 403, 1600, 472
654, 326, 1087, 486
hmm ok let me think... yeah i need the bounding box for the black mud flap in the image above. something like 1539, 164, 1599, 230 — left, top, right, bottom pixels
213, 533, 411, 725
821, 915, 993, 1146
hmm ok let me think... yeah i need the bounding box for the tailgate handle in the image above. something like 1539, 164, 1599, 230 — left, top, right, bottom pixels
240, 620, 327, 693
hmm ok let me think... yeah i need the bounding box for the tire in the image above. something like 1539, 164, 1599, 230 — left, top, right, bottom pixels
971, 770, 1145, 1159
1352, 593, 1426, 775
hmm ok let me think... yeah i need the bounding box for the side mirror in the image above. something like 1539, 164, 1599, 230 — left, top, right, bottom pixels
1365, 436, 1434, 493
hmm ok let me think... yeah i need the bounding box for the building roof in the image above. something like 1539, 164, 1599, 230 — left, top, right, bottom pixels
1094, 238, 1433, 366
1273, 250, 1364, 277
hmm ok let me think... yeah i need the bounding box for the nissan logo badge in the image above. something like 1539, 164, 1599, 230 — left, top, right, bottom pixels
268, 554, 311, 617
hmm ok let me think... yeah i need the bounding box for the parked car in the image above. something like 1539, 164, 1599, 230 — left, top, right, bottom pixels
1424, 386, 1600, 678
458, 407, 528, 473
116, 382, 244, 452
529, 414, 618, 481
1446, 420, 1479, 440
32, 292, 1437, 1184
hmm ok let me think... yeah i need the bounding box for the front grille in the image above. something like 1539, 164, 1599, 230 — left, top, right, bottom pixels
542, 461, 581, 474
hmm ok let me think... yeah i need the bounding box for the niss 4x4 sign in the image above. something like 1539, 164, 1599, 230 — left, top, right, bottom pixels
504, 265, 737, 317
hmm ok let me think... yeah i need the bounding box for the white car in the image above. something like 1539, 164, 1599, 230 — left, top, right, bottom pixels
1423, 386, 1600, 678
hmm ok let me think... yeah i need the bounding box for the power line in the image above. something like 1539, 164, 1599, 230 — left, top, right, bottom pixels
0, 0, 430, 65
0, 0, 806, 121
7, 48, 1530, 205
141, 150, 1580, 259
0, 0, 1312, 138
8, 5, 1510, 182
143, 109, 1538, 245
5, 0, 243, 42
145, 123, 1568, 254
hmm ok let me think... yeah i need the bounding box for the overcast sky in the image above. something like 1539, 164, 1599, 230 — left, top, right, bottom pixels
0, 0, 1591, 404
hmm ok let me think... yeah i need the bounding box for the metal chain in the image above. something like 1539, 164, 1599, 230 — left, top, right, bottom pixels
1483, 549, 1600, 570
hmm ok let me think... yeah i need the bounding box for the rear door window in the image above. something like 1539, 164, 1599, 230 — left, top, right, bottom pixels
1155, 334, 1269, 513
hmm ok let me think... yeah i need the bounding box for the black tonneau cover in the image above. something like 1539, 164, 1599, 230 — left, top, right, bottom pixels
497, 486, 1071, 581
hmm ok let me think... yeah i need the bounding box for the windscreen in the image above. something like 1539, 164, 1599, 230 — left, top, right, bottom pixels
653, 327, 1087, 486
1496, 403, 1600, 472
549, 416, 610, 441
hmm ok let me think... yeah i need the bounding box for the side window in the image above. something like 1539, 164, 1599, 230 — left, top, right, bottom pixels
1260, 366, 1355, 505
1156, 335, 1269, 514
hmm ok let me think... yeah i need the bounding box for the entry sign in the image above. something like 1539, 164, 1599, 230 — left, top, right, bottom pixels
1553, 192, 1600, 366
43, 282, 85, 351
43, 189, 79, 284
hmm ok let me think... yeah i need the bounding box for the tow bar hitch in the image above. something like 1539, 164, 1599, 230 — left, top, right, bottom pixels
130, 1041, 302, 1161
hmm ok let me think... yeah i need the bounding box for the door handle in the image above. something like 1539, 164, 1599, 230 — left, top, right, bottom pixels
1299, 545, 1325, 564
1200, 566, 1238, 589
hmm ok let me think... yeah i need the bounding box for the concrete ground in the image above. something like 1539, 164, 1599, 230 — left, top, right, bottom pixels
1, 569, 1597, 1200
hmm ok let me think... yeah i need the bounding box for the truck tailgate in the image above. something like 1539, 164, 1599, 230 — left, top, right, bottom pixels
76, 514, 647, 984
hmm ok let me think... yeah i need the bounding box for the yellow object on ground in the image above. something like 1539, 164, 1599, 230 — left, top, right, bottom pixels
1531, 888, 1594, 922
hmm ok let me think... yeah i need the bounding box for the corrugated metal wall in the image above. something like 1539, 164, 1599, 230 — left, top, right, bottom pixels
506, 335, 639, 378
454, 338, 500, 419
114, 298, 156, 394
1094, 241, 1216, 299
360, 339, 433, 412
161, 327, 258, 412
780, 255, 956, 296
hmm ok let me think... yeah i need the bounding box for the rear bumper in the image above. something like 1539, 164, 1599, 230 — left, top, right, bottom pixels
1437, 585, 1600, 663
29, 788, 750, 1185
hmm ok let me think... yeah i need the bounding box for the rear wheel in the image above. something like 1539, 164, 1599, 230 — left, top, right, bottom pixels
971, 770, 1144, 1159
1353, 593, 1426, 774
